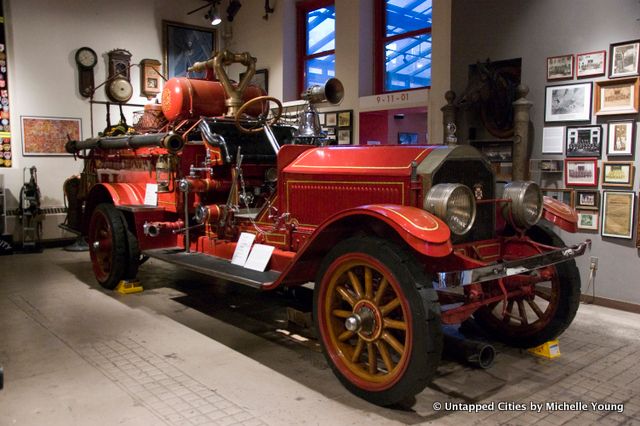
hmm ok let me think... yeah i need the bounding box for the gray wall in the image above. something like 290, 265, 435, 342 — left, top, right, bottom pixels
452, 0, 640, 304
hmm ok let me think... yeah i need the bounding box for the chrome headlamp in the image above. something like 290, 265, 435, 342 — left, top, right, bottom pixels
502, 181, 543, 229
424, 183, 476, 235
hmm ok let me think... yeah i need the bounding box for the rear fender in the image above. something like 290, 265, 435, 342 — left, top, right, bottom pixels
83, 183, 148, 233
268, 204, 452, 289
542, 196, 578, 233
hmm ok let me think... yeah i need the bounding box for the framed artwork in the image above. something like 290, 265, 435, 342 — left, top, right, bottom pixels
594, 78, 639, 115
609, 39, 640, 78
325, 112, 337, 126
607, 120, 635, 156
541, 188, 574, 207
565, 158, 598, 187
601, 161, 634, 188
576, 190, 600, 210
240, 68, 269, 93
338, 111, 352, 127
547, 54, 574, 80
601, 191, 635, 239
576, 50, 606, 78
577, 211, 599, 231
21, 116, 81, 156
163, 21, 217, 79
565, 125, 602, 158
398, 132, 418, 145
544, 82, 592, 122
337, 129, 351, 145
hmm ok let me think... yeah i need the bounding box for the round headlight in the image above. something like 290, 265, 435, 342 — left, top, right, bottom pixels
424, 183, 476, 235
502, 181, 543, 229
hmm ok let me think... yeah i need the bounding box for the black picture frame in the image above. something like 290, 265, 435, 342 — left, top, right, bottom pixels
609, 39, 640, 79
565, 125, 602, 158
575, 190, 600, 211
544, 82, 592, 123
163, 21, 217, 80
240, 68, 269, 93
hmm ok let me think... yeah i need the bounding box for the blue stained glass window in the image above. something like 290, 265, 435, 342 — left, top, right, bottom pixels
305, 54, 336, 89
381, 0, 432, 92
307, 6, 335, 55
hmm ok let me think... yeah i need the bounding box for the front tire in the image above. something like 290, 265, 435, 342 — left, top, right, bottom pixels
313, 236, 442, 406
88, 203, 139, 289
473, 223, 581, 348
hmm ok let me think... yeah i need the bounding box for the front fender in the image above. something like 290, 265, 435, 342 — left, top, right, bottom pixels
267, 204, 452, 289
542, 196, 578, 233
90, 183, 148, 206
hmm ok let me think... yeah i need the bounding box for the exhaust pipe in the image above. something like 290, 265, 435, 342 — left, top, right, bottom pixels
143, 220, 184, 237
443, 328, 496, 369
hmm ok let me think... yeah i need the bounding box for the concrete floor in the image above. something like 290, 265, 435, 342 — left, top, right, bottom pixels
1, 249, 640, 425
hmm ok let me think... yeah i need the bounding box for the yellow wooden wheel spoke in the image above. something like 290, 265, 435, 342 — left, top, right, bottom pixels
332, 309, 352, 319
526, 299, 544, 318
381, 298, 401, 316
535, 289, 552, 302
383, 318, 407, 331
367, 343, 376, 375
517, 300, 528, 325
336, 286, 357, 307
347, 271, 364, 298
351, 338, 364, 363
374, 277, 388, 305
339, 330, 354, 342
364, 267, 374, 299
375, 341, 394, 372
382, 331, 404, 355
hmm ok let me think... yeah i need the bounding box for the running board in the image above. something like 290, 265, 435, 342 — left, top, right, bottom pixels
143, 247, 280, 289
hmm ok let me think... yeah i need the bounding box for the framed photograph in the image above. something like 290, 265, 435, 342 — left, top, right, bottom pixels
326, 127, 336, 135
541, 188, 574, 207
545, 82, 592, 122
21, 116, 81, 156
240, 68, 269, 93
325, 112, 337, 126
338, 111, 352, 127
565, 125, 602, 158
576, 190, 600, 210
594, 78, 639, 115
576, 50, 606, 78
565, 158, 598, 187
601, 191, 635, 239
577, 211, 599, 231
602, 161, 634, 188
609, 39, 640, 78
163, 21, 217, 79
337, 129, 351, 145
398, 132, 418, 145
547, 54, 574, 80
607, 120, 635, 156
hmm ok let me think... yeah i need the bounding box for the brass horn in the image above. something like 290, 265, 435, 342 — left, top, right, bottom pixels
300, 78, 344, 105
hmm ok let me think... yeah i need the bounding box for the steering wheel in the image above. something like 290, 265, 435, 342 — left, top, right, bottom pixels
234, 96, 283, 134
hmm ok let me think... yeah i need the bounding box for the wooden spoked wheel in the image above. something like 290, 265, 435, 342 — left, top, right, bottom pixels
474, 224, 580, 348
319, 256, 412, 390
314, 236, 441, 406
234, 96, 283, 134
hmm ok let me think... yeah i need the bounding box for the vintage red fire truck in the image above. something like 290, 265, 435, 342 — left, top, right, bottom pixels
64, 50, 588, 406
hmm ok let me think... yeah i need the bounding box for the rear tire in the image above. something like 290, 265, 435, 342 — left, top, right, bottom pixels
313, 236, 442, 406
473, 223, 581, 348
88, 203, 139, 289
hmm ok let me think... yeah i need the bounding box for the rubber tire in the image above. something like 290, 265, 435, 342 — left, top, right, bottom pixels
473, 223, 581, 348
313, 236, 442, 406
89, 203, 139, 290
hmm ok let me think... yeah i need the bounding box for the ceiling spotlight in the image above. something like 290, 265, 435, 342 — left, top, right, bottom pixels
204, 2, 222, 26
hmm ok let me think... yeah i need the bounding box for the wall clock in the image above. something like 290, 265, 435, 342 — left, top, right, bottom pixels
75, 46, 97, 97
106, 49, 133, 103
140, 59, 162, 100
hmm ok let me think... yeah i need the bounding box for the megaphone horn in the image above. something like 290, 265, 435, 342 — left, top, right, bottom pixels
301, 78, 344, 105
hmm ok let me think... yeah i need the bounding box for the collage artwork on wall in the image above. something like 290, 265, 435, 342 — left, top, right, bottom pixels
540, 38, 640, 246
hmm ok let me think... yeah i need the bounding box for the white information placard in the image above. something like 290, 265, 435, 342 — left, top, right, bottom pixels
231, 232, 256, 266
542, 126, 564, 154
244, 244, 275, 272
144, 183, 158, 206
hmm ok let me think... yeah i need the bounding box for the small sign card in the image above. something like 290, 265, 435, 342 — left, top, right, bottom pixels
231, 232, 256, 266
244, 244, 275, 272
144, 183, 158, 206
